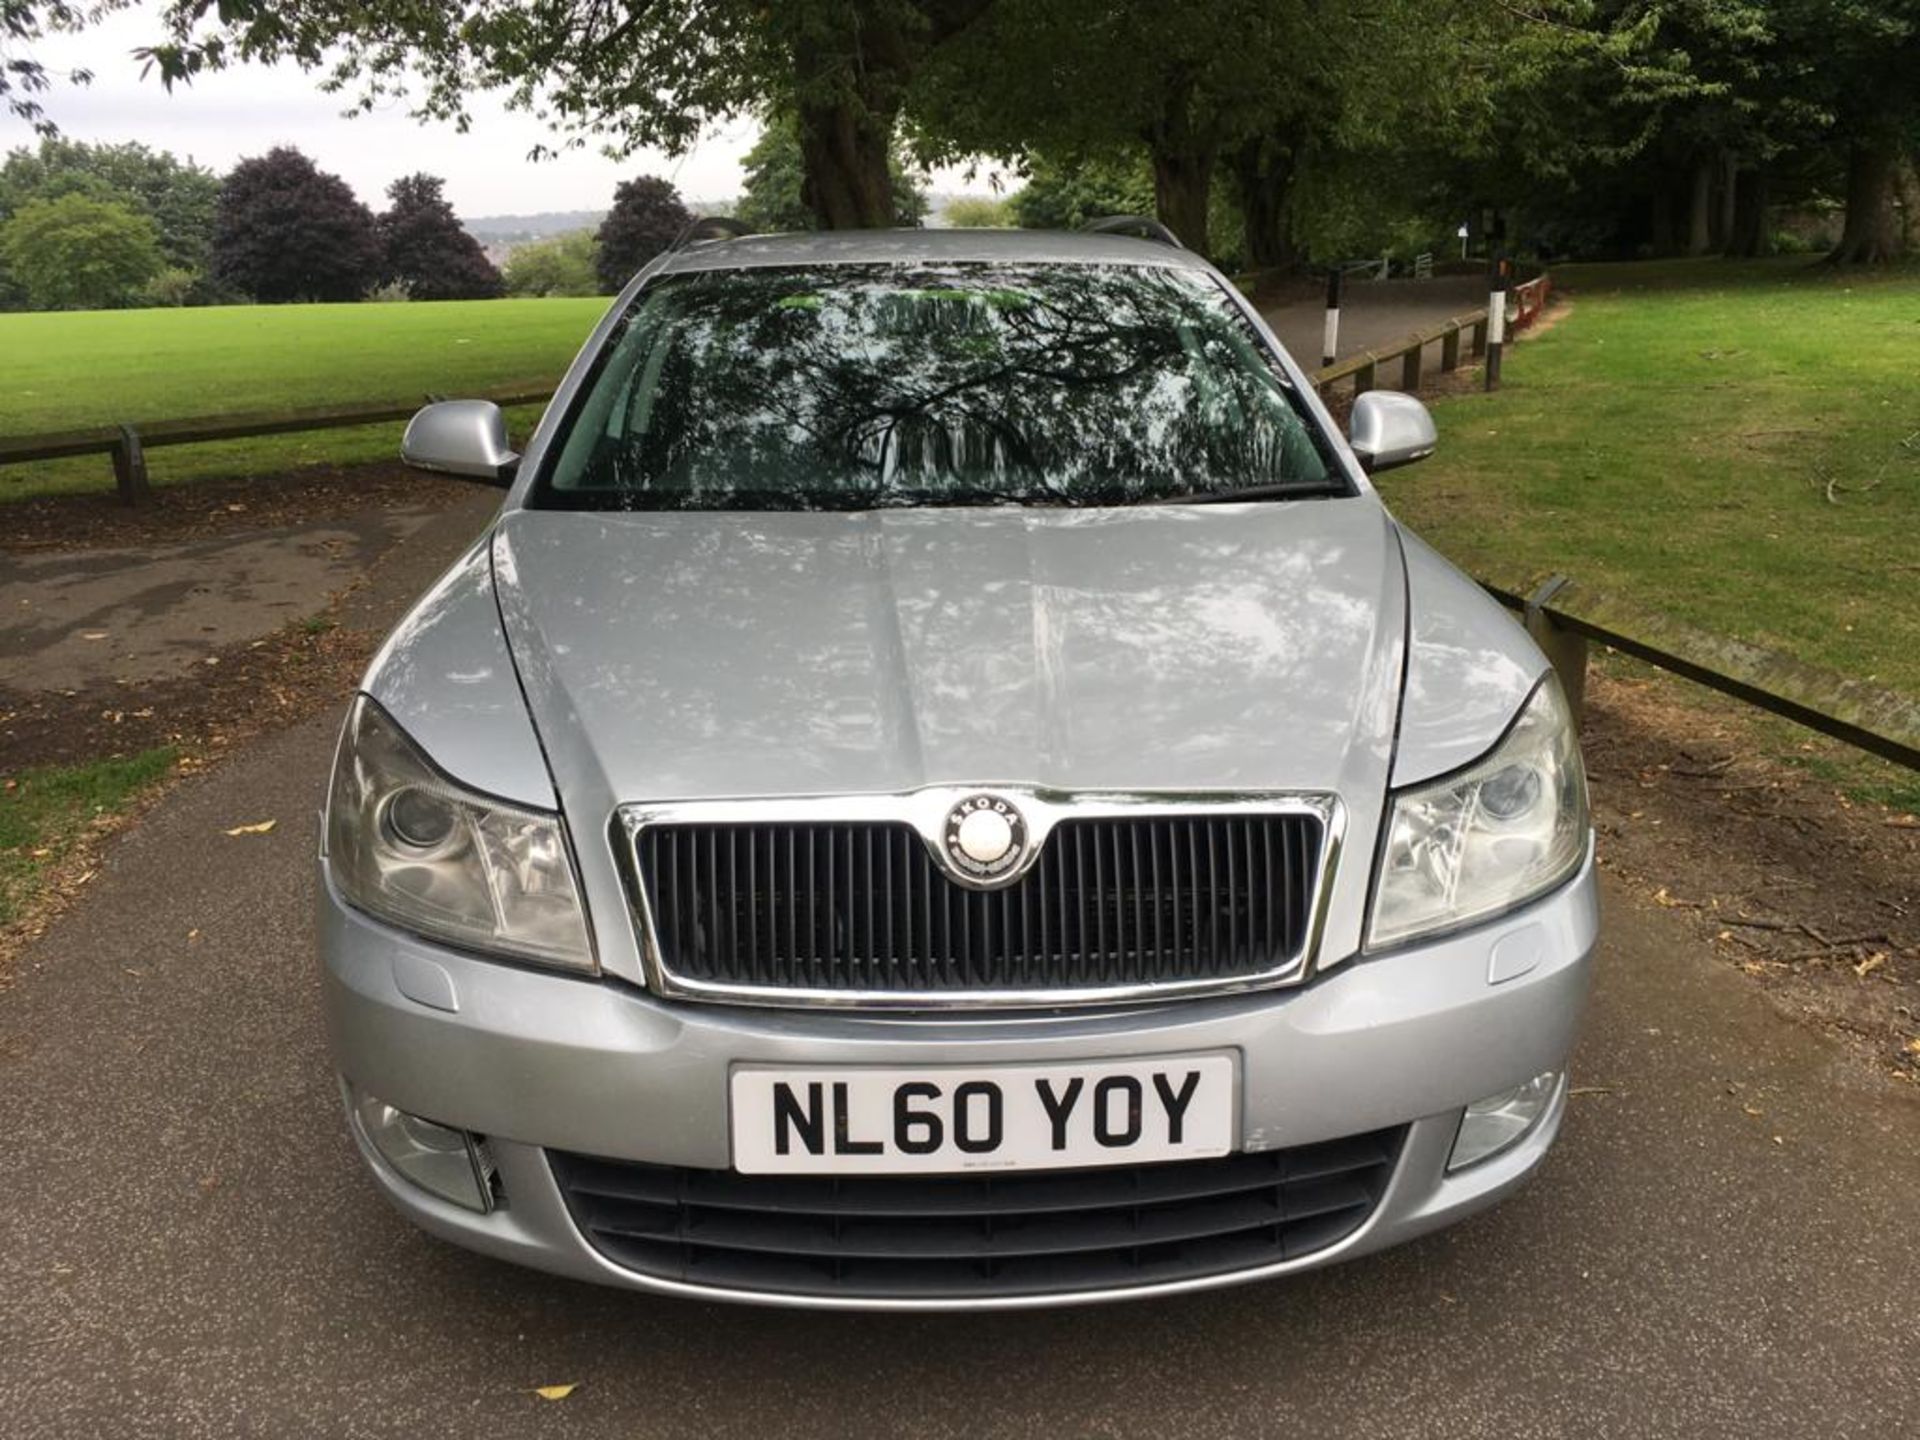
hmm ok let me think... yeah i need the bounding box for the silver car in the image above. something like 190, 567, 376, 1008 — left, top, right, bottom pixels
320, 226, 1596, 1310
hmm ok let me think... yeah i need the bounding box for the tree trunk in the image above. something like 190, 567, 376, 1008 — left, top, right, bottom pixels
1688, 161, 1714, 255
1228, 134, 1298, 271
788, 9, 906, 231
795, 99, 896, 229
1142, 74, 1217, 256
1827, 140, 1901, 265
1894, 156, 1920, 252
1724, 165, 1770, 258
1717, 151, 1738, 249
1149, 148, 1213, 256
1649, 189, 1676, 255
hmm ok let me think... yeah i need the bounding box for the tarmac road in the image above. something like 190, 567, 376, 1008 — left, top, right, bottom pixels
3, 492, 1916, 1440
1259, 273, 1488, 373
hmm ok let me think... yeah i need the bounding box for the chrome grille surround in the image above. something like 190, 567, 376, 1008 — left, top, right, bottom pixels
616, 789, 1344, 1009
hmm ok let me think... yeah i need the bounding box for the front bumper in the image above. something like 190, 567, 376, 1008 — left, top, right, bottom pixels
320, 850, 1598, 1310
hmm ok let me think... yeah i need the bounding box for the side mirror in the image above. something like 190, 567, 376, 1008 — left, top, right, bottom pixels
401, 400, 519, 485
1348, 391, 1437, 474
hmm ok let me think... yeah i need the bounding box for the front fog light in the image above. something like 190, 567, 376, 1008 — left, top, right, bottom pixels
353, 1090, 495, 1212
1449, 1070, 1560, 1171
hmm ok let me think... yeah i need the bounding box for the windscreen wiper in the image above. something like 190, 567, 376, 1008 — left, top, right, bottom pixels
1145, 481, 1345, 505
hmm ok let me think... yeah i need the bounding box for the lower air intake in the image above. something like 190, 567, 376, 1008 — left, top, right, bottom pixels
549, 1128, 1404, 1301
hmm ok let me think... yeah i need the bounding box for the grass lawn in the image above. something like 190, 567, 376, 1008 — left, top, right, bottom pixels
1379, 256, 1920, 699
0, 748, 177, 929
0, 297, 608, 502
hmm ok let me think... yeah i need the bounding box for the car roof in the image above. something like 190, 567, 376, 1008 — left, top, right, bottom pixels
654, 226, 1213, 276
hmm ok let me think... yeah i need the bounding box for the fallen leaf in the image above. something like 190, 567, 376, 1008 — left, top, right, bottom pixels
79, 630, 109, 641
1907, 1038, 1920, 1056
224, 820, 276, 837
1854, 952, 1886, 979
1742, 1105, 1763, 1117
533, 1384, 577, 1402
1772, 1135, 1784, 1146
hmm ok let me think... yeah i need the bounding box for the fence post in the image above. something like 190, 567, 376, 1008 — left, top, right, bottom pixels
1485, 252, 1509, 392
1524, 574, 1588, 724
1469, 317, 1487, 358
1441, 323, 1462, 372
1353, 355, 1377, 397
1400, 341, 1424, 391
111, 424, 151, 508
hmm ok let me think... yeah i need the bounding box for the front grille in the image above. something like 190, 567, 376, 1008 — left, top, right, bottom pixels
550, 1128, 1403, 1300
632, 813, 1323, 998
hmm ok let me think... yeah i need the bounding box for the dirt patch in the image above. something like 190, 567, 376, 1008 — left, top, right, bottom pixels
0, 462, 482, 554
0, 609, 380, 974
0, 468, 500, 972
1582, 665, 1919, 1081
1, 614, 378, 776
0, 512, 440, 692
1, 459, 499, 771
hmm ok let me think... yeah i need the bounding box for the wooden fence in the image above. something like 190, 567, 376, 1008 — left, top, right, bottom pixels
1309, 273, 1551, 400
0, 275, 1558, 505
1485, 570, 1919, 771
0, 383, 556, 507
0, 272, 1912, 776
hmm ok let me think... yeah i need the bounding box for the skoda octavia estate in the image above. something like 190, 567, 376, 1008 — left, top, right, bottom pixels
320, 221, 1596, 1309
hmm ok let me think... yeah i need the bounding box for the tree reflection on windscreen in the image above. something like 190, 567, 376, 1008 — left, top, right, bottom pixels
540, 263, 1343, 510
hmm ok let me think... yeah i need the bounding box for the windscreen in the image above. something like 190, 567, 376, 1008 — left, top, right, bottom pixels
536, 262, 1343, 511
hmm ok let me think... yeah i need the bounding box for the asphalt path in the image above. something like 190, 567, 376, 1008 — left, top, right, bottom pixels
1259, 274, 1487, 373
0, 509, 437, 693
3, 510, 1917, 1439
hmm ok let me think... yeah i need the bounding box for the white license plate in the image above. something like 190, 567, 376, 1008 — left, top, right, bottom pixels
730, 1054, 1236, 1176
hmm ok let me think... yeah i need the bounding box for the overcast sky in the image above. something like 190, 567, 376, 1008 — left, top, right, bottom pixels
12, 6, 1002, 217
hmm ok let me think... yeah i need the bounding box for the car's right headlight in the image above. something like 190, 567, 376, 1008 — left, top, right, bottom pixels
1368, 675, 1589, 950
325, 695, 595, 972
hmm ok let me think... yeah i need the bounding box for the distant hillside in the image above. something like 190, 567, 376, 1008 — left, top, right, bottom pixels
462, 210, 605, 246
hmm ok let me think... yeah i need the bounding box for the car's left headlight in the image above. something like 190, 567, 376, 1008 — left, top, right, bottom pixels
325, 695, 595, 972
1368, 675, 1589, 950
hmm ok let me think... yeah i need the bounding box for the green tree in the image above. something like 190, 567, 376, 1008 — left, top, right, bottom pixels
1006, 153, 1154, 230
0, 136, 223, 304
0, 192, 161, 308
503, 230, 600, 297
1789, 0, 1920, 263
1, 1, 91, 136
914, 0, 1493, 260
940, 194, 1013, 226
736, 115, 928, 232
126, 1, 989, 230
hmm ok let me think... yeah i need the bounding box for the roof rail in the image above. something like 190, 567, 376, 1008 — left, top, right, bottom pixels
668, 216, 756, 251
1080, 214, 1186, 249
